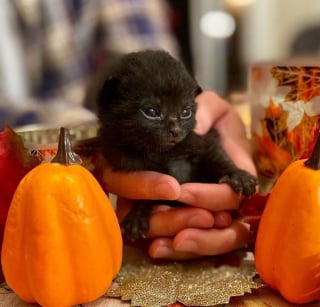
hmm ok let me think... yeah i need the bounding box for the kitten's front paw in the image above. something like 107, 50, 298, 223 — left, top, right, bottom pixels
121, 214, 149, 241
120, 201, 153, 241
219, 169, 258, 197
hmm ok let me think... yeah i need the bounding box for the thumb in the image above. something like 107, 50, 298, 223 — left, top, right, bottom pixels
102, 167, 181, 200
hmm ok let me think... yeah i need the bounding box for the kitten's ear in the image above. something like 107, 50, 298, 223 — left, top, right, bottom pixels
195, 85, 203, 96
97, 76, 118, 107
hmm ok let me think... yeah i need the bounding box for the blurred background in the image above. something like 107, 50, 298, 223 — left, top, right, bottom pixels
1, 0, 320, 130
174, 0, 320, 95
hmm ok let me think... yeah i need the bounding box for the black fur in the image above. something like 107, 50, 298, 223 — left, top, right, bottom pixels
97, 49, 257, 239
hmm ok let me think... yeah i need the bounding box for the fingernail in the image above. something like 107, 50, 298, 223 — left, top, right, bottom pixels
152, 245, 174, 258
175, 240, 198, 253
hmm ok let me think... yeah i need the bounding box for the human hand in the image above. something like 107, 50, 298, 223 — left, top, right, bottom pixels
116, 197, 250, 260
103, 167, 249, 260
102, 90, 257, 259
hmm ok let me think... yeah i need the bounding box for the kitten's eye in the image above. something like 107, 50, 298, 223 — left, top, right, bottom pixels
181, 108, 192, 119
141, 107, 161, 119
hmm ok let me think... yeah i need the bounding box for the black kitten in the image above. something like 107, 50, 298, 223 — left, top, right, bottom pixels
97, 49, 257, 240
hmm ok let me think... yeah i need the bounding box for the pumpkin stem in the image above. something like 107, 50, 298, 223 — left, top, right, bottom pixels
305, 133, 320, 170
51, 127, 82, 165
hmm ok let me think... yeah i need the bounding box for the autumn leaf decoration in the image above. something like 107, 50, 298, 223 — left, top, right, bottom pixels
271, 66, 320, 102
252, 66, 320, 180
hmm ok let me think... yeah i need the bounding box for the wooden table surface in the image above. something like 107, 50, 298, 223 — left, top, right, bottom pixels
1, 287, 319, 307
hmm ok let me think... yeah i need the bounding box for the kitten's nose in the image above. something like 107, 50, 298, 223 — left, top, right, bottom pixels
169, 126, 181, 138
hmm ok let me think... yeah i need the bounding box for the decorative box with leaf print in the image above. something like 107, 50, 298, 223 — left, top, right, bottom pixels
249, 64, 320, 192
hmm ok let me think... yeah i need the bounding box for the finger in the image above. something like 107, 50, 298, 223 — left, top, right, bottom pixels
173, 219, 251, 256
179, 182, 244, 211
102, 167, 181, 200
149, 219, 251, 260
194, 91, 226, 135
147, 207, 215, 237
149, 238, 201, 260
213, 210, 233, 228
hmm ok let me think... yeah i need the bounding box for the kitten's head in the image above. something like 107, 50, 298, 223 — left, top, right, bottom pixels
97, 49, 202, 151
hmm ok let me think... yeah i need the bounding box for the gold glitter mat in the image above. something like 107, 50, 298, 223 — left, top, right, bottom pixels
106, 245, 264, 307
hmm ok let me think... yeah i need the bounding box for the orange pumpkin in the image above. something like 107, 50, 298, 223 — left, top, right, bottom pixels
1, 127, 122, 307
255, 133, 320, 304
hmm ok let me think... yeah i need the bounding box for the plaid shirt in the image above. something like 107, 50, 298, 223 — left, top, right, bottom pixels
1, 0, 178, 111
